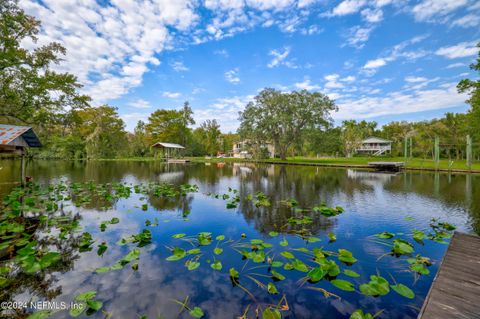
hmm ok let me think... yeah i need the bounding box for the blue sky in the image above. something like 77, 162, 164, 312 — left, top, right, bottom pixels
21, 0, 480, 132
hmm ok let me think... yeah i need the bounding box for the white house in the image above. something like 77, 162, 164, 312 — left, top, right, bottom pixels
356, 137, 392, 156
232, 140, 275, 158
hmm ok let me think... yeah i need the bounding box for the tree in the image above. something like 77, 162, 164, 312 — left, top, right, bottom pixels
74, 106, 127, 159
0, 0, 90, 127
146, 109, 190, 145
441, 113, 468, 159
181, 101, 195, 146
303, 126, 343, 156
380, 121, 414, 156
341, 120, 377, 157
238, 89, 336, 160
457, 42, 480, 142
130, 120, 149, 157
220, 133, 239, 154
197, 119, 221, 156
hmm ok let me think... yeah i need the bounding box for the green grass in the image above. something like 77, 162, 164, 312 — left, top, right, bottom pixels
186, 156, 480, 172
92, 155, 480, 172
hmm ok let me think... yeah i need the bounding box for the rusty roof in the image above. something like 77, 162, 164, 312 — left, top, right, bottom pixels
0, 124, 41, 147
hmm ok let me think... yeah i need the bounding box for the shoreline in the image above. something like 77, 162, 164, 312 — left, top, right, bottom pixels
2, 157, 479, 174
187, 157, 480, 174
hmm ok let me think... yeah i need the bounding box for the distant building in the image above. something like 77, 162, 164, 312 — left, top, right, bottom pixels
232, 140, 275, 158
356, 137, 392, 156
152, 142, 185, 158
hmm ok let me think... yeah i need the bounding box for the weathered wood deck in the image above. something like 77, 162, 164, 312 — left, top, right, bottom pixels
418, 232, 480, 319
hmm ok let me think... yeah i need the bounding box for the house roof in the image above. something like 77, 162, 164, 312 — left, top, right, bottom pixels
0, 124, 42, 147
362, 136, 392, 143
152, 142, 185, 149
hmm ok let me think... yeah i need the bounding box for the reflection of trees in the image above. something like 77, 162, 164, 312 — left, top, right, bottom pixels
231, 164, 368, 235
384, 171, 480, 234
147, 194, 193, 217
0, 208, 82, 319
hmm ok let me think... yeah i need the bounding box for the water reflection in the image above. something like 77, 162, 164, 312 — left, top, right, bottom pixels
0, 160, 479, 319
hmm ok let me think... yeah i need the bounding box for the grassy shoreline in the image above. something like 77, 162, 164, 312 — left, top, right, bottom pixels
8, 156, 478, 173
185, 156, 480, 173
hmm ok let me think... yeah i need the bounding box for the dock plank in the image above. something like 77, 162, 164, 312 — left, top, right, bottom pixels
419, 232, 480, 319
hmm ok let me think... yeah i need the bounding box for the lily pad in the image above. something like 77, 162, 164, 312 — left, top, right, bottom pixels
391, 283, 415, 299
211, 260, 222, 270
331, 279, 355, 292
189, 307, 205, 318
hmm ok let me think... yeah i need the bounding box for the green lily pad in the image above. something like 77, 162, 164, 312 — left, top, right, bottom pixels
391, 283, 415, 299
189, 306, 204, 318
267, 282, 279, 294
331, 279, 355, 292
211, 260, 222, 270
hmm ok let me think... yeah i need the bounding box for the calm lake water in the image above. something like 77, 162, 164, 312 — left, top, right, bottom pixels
1, 160, 479, 319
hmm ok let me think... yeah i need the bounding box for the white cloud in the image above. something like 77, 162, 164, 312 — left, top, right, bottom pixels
435, 41, 479, 59
404, 76, 428, 83
361, 8, 383, 23
362, 35, 430, 71
267, 47, 291, 68
195, 95, 254, 132
245, 0, 296, 10
411, 0, 468, 22
20, 0, 198, 104
341, 75, 356, 82
225, 68, 241, 84
171, 61, 189, 72
446, 62, 465, 69
344, 25, 374, 48
451, 14, 480, 28
297, 0, 318, 8
328, 0, 367, 16
335, 84, 467, 119
300, 25, 324, 35
214, 49, 229, 57
162, 91, 182, 98
324, 74, 345, 89
295, 79, 321, 90
363, 58, 388, 69
279, 16, 301, 33
129, 99, 152, 109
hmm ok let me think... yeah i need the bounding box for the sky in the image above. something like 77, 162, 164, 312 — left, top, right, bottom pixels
20, 0, 480, 132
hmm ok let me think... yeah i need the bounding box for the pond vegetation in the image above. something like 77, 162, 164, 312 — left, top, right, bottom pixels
0, 180, 456, 319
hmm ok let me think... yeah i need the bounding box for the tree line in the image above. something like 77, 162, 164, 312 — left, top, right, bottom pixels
1, 0, 479, 161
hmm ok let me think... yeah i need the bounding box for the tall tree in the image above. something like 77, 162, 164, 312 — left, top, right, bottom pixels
130, 120, 149, 157
181, 101, 195, 146
0, 0, 89, 127
198, 119, 221, 156
238, 89, 336, 160
146, 109, 190, 145
457, 42, 480, 142
74, 106, 127, 159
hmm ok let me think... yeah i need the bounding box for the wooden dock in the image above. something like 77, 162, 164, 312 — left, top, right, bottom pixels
167, 159, 190, 163
368, 161, 405, 171
418, 232, 480, 319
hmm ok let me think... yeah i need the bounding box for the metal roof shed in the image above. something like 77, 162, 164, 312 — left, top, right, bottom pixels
0, 124, 42, 185
152, 142, 185, 159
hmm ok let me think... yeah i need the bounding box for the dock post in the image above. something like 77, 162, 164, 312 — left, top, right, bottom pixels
21, 152, 26, 186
